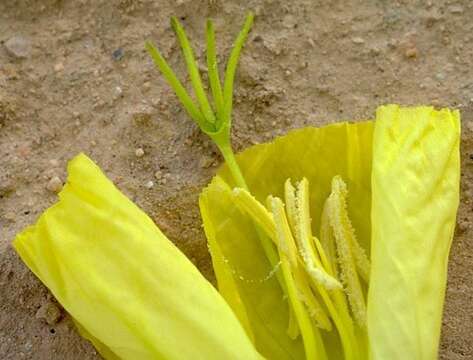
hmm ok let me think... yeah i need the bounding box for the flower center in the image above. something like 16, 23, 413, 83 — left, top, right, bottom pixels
233, 175, 370, 360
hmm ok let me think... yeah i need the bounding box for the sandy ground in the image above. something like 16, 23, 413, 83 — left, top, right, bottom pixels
1, 0, 472, 359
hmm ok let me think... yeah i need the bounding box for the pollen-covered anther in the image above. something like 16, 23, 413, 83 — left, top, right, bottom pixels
327, 175, 368, 327
232, 188, 277, 241
290, 178, 342, 291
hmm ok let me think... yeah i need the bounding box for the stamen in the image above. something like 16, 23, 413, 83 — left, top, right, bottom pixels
270, 196, 328, 359
293, 178, 342, 290
268, 195, 298, 268
327, 176, 367, 327
284, 179, 297, 231
293, 268, 333, 331
312, 236, 333, 277
287, 305, 300, 339
232, 188, 276, 242
330, 176, 370, 282
270, 195, 333, 330
320, 199, 338, 276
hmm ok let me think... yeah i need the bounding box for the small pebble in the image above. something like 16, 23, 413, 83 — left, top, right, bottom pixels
54, 62, 64, 72
49, 159, 59, 167
131, 105, 153, 125
456, 219, 469, 235
93, 99, 105, 109
465, 120, 473, 133
352, 37, 365, 44
16, 143, 31, 158
253, 34, 263, 42
114, 86, 123, 99
449, 5, 463, 14
154, 171, 162, 180
405, 47, 417, 58
145, 180, 154, 189
24, 341, 32, 352
151, 97, 160, 107
4, 212, 15, 222
112, 48, 124, 61
35, 302, 62, 325
199, 155, 214, 168
4, 36, 30, 59
282, 14, 297, 29
135, 148, 145, 157
46, 176, 63, 193
142, 81, 151, 92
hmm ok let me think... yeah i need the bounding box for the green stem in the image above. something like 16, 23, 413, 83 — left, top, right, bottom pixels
219, 143, 248, 190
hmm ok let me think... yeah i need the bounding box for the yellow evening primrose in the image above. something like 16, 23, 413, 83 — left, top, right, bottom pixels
200, 104, 460, 360
13, 12, 459, 360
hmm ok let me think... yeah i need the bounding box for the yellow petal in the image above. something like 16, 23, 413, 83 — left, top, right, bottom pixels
14, 154, 261, 360
200, 177, 305, 359
368, 105, 460, 359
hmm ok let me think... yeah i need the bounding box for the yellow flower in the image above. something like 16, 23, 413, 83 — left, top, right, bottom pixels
13, 10, 460, 359
14, 105, 459, 360
199, 105, 460, 359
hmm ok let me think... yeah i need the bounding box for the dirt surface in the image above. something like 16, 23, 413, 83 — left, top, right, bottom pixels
1, 0, 472, 359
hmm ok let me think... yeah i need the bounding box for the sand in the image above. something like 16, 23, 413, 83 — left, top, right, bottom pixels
1, 0, 472, 358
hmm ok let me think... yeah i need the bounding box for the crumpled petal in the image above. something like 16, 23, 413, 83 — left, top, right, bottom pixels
368, 105, 460, 359
13, 154, 261, 360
